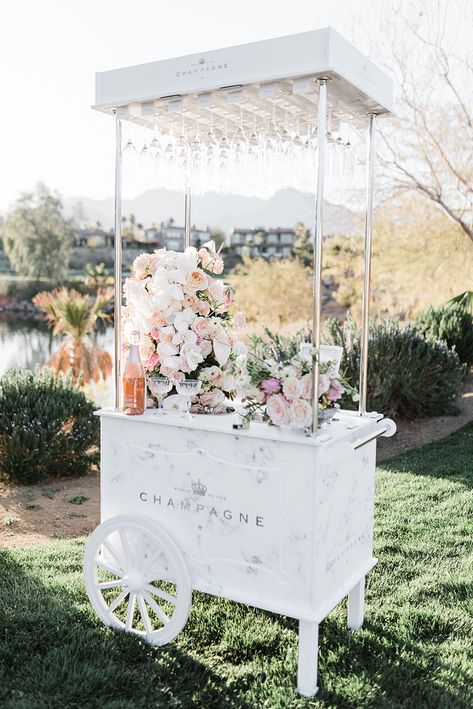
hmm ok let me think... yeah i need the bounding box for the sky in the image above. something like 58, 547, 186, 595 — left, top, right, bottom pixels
0, 0, 464, 214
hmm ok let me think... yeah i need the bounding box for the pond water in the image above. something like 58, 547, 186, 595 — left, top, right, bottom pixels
0, 318, 115, 405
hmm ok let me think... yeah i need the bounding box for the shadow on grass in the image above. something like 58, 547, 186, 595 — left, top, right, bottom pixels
0, 546, 253, 709
378, 421, 473, 488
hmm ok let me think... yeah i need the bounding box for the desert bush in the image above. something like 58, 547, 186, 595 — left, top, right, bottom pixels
324, 200, 473, 319
229, 257, 313, 330
416, 302, 473, 368
323, 316, 464, 418
0, 369, 99, 485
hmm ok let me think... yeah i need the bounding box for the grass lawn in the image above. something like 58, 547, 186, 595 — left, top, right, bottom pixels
1, 425, 472, 708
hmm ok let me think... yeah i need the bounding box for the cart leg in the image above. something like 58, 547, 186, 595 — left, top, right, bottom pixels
348, 577, 365, 631
297, 620, 319, 697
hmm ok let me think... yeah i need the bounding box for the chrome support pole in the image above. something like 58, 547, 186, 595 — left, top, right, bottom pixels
113, 112, 123, 411
311, 79, 328, 434
184, 187, 192, 248
359, 113, 377, 416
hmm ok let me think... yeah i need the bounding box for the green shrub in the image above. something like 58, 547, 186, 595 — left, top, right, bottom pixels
323, 316, 464, 419
0, 275, 86, 300
0, 369, 99, 485
416, 301, 473, 368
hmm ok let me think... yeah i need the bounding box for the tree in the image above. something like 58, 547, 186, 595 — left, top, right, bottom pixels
292, 222, 313, 267
3, 183, 74, 281
369, 1, 473, 243
33, 287, 113, 384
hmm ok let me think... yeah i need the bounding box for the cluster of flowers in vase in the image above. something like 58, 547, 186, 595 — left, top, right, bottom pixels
123, 241, 249, 413
243, 329, 356, 429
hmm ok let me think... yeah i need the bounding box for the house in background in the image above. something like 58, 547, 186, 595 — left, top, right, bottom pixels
230, 227, 296, 258
76, 228, 114, 248
135, 223, 213, 250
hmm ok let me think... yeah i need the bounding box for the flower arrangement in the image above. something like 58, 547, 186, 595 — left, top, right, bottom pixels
243, 328, 357, 429
123, 241, 248, 413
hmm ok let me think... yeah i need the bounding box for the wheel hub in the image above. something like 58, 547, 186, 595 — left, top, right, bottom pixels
124, 570, 145, 593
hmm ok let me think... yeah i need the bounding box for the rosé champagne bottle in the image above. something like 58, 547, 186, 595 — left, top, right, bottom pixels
122, 330, 145, 415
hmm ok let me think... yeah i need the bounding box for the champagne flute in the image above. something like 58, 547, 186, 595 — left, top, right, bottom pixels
175, 379, 202, 418
148, 377, 172, 415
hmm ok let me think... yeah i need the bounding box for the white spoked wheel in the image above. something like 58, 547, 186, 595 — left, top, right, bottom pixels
84, 515, 191, 646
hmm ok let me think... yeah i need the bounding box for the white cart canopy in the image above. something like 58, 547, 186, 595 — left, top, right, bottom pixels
94, 28, 393, 127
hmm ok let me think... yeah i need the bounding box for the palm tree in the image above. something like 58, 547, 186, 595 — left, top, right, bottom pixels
33, 288, 113, 384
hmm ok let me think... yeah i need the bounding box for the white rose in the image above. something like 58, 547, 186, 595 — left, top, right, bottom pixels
288, 399, 312, 429
163, 394, 184, 412
300, 373, 312, 400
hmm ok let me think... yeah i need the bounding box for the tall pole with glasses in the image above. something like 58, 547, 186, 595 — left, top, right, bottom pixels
184, 187, 192, 249
358, 113, 377, 415
311, 79, 328, 433
113, 111, 123, 411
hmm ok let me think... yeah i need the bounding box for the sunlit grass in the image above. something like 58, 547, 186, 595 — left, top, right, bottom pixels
1, 425, 472, 707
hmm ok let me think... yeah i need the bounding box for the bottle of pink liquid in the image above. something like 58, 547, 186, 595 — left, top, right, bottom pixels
122, 330, 145, 415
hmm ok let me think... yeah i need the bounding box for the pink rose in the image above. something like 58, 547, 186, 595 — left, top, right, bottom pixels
150, 326, 160, 340
186, 269, 208, 291
197, 248, 212, 269
326, 379, 344, 402
282, 375, 302, 401
211, 257, 224, 275
197, 301, 211, 316
146, 352, 159, 370
200, 339, 213, 357
183, 293, 199, 310
200, 389, 225, 408
260, 378, 282, 398
266, 394, 289, 426
288, 399, 312, 428
192, 317, 211, 338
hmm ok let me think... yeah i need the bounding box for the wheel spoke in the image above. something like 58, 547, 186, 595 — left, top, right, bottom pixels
144, 591, 169, 625
95, 558, 123, 578
142, 549, 166, 577
108, 589, 129, 613
125, 593, 136, 630
137, 594, 153, 634
144, 583, 176, 605
97, 579, 123, 590
119, 529, 134, 568
102, 538, 126, 572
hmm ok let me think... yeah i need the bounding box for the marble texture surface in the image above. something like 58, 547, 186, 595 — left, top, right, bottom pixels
99, 410, 393, 621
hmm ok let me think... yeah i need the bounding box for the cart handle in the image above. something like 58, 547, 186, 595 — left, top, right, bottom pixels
351, 419, 396, 450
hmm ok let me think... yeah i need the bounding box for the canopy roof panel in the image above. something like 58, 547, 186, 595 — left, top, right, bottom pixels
94, 28, 393, 122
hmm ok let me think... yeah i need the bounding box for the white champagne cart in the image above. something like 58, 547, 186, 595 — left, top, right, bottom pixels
84, 28, 395, 697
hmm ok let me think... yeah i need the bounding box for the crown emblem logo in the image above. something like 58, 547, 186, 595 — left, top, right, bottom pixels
198, 57, 206, 65
191, 479, 207, 496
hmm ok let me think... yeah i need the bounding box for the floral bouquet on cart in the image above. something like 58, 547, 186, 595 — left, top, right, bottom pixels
242, 328, 358, 430
123, 241, 249, 413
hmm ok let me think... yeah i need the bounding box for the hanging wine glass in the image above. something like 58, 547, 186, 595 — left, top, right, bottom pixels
231, 106, 248, 158
123, 119, 136, 153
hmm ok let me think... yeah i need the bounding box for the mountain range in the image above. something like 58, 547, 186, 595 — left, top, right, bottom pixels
64, 188, 361, 235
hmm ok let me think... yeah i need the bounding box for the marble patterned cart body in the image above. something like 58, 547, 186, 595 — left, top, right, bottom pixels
101, 410, 378, 622
86, 409, 395, 696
